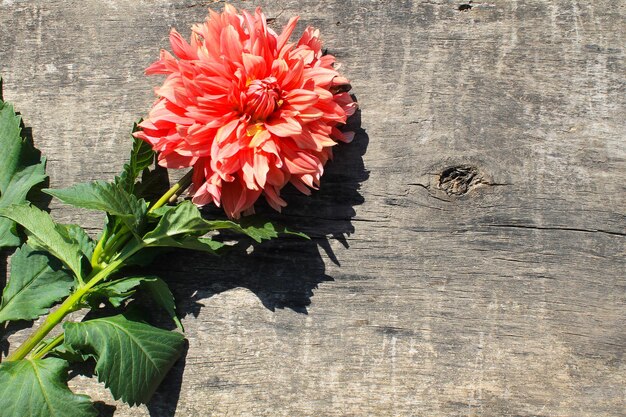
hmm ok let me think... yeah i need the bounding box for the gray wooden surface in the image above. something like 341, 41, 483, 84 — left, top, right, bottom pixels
1, 1, 625, 416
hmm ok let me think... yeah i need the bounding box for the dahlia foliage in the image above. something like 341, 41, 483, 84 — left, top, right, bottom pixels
135, 5, 357, 218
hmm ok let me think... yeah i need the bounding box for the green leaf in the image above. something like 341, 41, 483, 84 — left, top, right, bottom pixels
0, 358, 97, 417
116, 123, 155, 194
141, 277, 184, 332
143, 201, 303, 247
0, 205, 84, 279
88, 276, 148, 308
63, 314, 185, 406
143, 201, 246, 243
237, 219, 280, 242
145, 235, 225, 254
202, 216, 308, 242
147, 205, 175, 219
0, 95, 47, 249
133, 165, 171, 203
238, 217, 310, 242
43, 181, 147, 235
142, 201, 212, 245
0, 244, 74, 323
57, 223, 95, 260
48, 343, 92, 363
89, 276, 183, 331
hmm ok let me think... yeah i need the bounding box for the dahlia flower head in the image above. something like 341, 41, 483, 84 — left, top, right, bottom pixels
135, 5, 357, 219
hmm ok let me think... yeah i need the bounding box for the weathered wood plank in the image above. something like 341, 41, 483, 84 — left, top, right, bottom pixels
1, 0, 624, 416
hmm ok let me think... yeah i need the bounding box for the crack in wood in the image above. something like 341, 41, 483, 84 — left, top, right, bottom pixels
489, 224, 626, 238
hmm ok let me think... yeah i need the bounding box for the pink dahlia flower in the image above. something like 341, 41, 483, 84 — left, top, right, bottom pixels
135, 5, 357, 218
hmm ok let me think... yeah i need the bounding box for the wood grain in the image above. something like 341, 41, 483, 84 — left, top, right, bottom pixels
1, 1, 624, 416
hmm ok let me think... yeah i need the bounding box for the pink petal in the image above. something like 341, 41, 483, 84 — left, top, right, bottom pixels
276, 16, 300, 51
215, 118, 240, 143
284, 89, 319, 110
248, 126, 271, 148
158, 151, 197, 169
253, 152, 270, 188
263, 185, 287, 212
242, 53, 267, 80
221, 178, 261, 219
220, 24, 243, 63
169, 29, 198, 60
265, 117, 302, 137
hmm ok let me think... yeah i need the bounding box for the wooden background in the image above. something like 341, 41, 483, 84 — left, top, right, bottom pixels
1, 0, 625, 416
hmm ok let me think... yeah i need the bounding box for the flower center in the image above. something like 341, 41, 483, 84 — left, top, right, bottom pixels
243, 77, 282, 121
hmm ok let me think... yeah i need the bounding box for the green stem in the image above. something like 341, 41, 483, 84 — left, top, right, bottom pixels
149, 169, 193, 212
91, 218, 127, 269
103, 230, 132, 262
90, 233, 106, 270
92, 170, 192, 269
5, 240, 144, 362
30, 333, 64, 360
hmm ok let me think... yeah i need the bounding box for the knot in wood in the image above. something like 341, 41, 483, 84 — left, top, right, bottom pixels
458, 3, 472, 12
438, 165, 481, 196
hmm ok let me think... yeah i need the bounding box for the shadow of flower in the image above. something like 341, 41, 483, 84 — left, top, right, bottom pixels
145, 107, 368, 416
